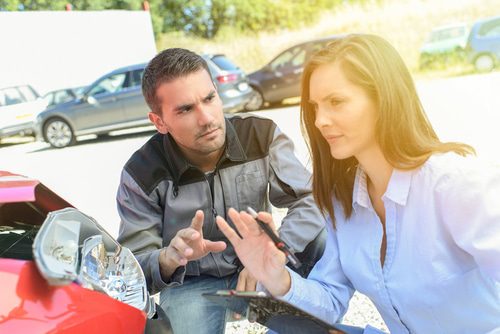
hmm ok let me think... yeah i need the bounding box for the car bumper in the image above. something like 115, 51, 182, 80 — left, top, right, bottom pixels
0, 121, 34, 138
221, 89, 254, 114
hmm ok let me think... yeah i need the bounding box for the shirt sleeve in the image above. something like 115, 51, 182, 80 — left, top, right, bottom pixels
116, 169, 185, 294
436, 158, 500, 282
280, 220, 355, 325
267, 125, 326, 253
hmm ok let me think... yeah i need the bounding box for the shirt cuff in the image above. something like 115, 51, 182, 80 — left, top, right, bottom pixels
278, 267, 301, 302
151, 249, 187, 291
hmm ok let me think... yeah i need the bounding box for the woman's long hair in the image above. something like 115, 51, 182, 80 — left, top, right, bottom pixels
300, 34, 475, 226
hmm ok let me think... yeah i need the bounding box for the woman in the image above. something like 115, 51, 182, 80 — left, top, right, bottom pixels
215, 34, 500, 333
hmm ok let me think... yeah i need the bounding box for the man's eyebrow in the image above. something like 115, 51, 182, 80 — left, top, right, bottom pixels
205, 90, 216, 98
174, 102, 194, 112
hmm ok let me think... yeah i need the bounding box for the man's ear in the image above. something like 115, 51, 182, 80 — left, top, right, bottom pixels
148, 112, 168, 134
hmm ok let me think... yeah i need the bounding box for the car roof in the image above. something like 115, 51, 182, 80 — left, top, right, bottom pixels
107, 62, 148, 75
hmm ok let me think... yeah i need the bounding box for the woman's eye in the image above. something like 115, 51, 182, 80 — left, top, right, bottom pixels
330, 99, 342, 106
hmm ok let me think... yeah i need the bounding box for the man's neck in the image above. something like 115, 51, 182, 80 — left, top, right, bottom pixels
185, 148, 225, 173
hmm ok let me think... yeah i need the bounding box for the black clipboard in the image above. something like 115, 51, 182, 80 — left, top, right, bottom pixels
202, 290, 346, 333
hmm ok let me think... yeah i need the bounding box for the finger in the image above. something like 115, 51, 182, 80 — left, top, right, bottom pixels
176, 227, 200, 241
227, 208, 250, 237
239, 211, 264, 235
216, 216, 241, 246
204, 240, 227, 253
256, 211, 279, 232
190, 210, 204, 232
236, 271, 247, 291
245, 275, 257, 291
170, 236, 194, 257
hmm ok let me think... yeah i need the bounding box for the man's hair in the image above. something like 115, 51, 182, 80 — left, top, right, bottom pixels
142, 48, 211, 115
300, 34, 475, 226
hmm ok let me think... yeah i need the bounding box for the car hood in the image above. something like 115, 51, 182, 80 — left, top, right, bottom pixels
0, 171, 71, 209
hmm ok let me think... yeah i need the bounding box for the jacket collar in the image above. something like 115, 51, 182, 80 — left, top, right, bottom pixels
162, 117, 247, 184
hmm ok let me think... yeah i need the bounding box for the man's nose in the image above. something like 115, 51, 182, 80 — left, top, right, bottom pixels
196, 106, 215, 126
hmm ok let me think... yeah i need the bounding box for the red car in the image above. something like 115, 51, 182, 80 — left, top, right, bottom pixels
0, 171, 171, 333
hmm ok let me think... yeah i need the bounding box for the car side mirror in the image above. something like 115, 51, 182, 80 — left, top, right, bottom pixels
86, 96, 97, 105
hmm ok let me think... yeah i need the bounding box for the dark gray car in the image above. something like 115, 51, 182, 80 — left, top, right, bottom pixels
35, 56, 252, 148
245, 36, 339, 111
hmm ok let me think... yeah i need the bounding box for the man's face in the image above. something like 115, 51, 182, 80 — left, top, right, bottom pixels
149, 68, 226, 167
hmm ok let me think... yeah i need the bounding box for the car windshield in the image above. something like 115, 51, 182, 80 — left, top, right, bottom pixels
211, 55, 239, 71
428, 26, 467, 42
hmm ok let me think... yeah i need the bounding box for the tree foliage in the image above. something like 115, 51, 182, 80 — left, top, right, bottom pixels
1, 0, 348, 39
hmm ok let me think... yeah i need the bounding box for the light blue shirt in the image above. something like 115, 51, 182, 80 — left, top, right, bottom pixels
282, 152, 500, 333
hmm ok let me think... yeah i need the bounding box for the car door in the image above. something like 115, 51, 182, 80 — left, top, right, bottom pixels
121, 68, 150, 125
260, 44, 307, 103
71, 72, 128, 133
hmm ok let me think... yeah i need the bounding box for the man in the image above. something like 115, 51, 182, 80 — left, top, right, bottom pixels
116, 48, 326, 334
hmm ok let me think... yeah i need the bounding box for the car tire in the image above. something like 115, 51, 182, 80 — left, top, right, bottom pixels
43, 118, 75, 148
244, 88, 265, 111
474, 54, 495, 72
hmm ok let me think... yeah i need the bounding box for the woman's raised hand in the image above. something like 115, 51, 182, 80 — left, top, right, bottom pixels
216, 208, 291, 296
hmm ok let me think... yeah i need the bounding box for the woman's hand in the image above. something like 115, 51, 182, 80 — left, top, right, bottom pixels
216, 208, 291, 296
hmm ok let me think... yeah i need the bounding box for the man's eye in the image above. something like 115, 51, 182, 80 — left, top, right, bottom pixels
179, 106, 192, 114
205, 94, 215, 102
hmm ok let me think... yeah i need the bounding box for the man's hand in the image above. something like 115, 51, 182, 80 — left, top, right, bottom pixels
159, 210, 227, 280
236, 267, 257, 292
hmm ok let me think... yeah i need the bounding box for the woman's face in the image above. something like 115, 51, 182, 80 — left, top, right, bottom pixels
309, 61, 379, 162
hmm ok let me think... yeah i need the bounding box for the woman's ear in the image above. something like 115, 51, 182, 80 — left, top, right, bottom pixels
148, 112, 168, 134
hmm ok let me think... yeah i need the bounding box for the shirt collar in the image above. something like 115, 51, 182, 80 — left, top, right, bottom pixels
352, 166, 412, 210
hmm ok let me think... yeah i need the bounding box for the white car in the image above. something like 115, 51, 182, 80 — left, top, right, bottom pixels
0, 85, 48, 141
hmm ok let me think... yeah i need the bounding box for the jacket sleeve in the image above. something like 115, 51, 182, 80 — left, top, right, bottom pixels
267, 126, 326, 253
116, 169, 185, 294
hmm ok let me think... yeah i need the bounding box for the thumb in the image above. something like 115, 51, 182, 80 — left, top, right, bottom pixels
204, 240, 227, 253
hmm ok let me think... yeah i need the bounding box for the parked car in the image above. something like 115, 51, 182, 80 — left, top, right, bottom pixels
42, 86, 87, 108
203, 53, 253, 114
0, 85, 47, 141
35, 55, 252, 148
0, 170, 172, 333
466, 15, 500, 72
245, 35, 340, 111
419, 23, 470, 69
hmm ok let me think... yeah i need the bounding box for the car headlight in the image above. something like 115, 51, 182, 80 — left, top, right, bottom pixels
33, 208, 155, 317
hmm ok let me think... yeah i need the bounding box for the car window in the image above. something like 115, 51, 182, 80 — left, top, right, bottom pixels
53, 90, 74, 104
18, 85, 38, 101
270, 46, 307, 70
88, 73, 127, 96
211, 55, 239, 71
479, 20, 500, 37
127, 69, 144, 88
0, 87, 25, 106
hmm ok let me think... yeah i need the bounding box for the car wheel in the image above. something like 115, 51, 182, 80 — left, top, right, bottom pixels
43, 118, 75, 148
474, 54, 495, 72
245, 88, 265, 111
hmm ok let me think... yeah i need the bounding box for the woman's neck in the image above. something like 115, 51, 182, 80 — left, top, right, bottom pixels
357, 146, 393, 199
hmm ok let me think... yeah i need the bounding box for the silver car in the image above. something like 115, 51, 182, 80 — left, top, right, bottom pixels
35, 57, 252, 148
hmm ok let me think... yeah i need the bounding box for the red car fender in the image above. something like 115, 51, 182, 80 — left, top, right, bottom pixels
0, 259, 147, 333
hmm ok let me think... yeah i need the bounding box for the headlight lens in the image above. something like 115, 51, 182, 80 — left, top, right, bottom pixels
80, 234, 149, 312
33, 208, 154, 317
